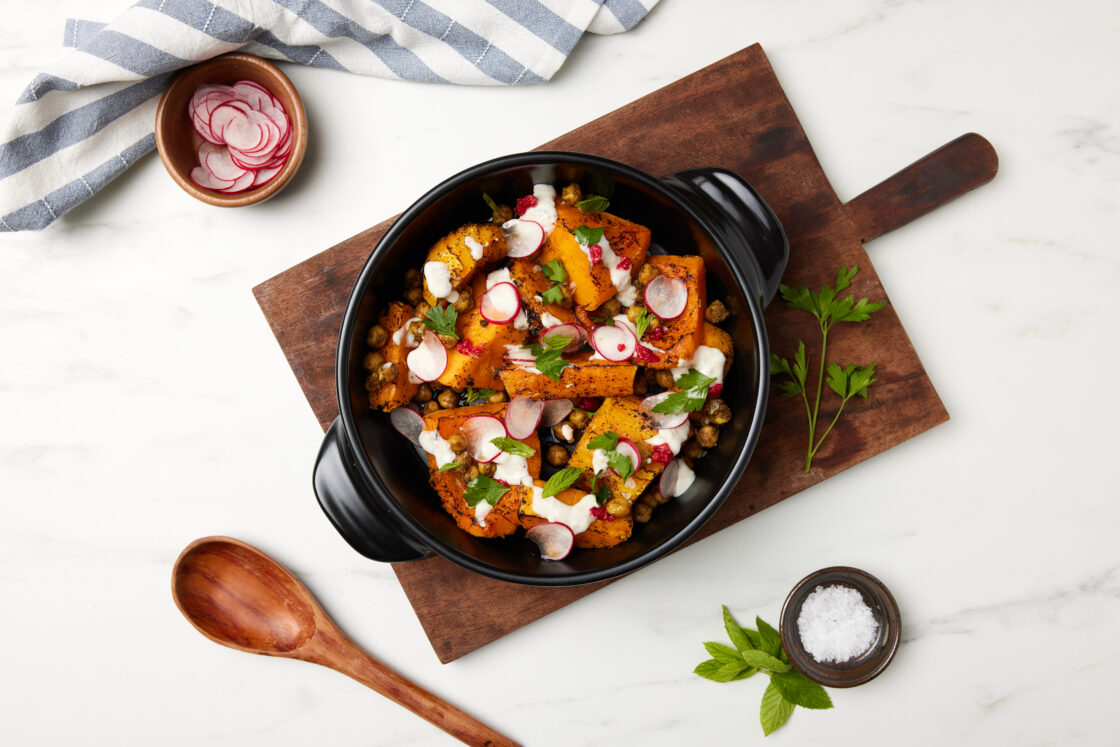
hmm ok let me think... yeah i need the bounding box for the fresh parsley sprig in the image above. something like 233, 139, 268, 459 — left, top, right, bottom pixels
770, 265, 884, 472
528, 335, 572, 381
695, 606, 833, 736
540, 258, 568, 306
652, 369, 717, 416
422, 304, 458, 341
462, 475, 510, 507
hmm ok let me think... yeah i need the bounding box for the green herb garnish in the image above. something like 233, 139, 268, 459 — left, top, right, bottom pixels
422, 304, 458, 341
651, 369, 717, 416
573, 225, 604, 246
542, 466, 583, 497
695, 606, 833, 736
482, 192, 500, 213
605, 449, 635, 482
770, 265, 884, 472
462, 475, 510, 507
585, 431, 620, 451
489, 437, 536, 458
575, 195, 610, 213
539, 259, 567, 306
633, 307, 654, 339
594, 483, 612, 505
528, 335, 571, 381
438, 462, 462, 472
590, 315, 615, 325
463, 387, 495, 405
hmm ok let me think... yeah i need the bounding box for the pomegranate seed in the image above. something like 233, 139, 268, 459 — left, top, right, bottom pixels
617, 343, 625, 352
576, 397, 601, 411
709, 382, 723, 398
651, 444, 673, 465
589, 244, 603, 265
456, 339, 481, 358
616, 257, 632, 271
648, 326, 664, 341
515, 194, 538, 216
590, 506, 615, 522
632, 345, 661, 363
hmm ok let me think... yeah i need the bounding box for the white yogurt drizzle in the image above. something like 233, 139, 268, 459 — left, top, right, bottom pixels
672, 345, 727, 385
519, 185, 558, 236
576, 232, 638, 307
418, 429, 457, 469
646, 420, 690, 456
423, 260, 453, 299
492, 451, 534, 487
474, 500, 493, 527
485, 266, 513, 289
464, 235, 485, 261
668, 458, 696, 497
392, 316, 423, 347
529, 485, 598, 534
539, 310, 565, 329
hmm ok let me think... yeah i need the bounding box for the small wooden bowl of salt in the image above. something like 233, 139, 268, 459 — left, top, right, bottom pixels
779, 567, 901, 688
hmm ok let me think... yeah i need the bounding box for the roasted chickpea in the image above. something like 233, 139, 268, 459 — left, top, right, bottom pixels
639, 491, 659, 507
492, 204, 514, 224
561, 183, 582, 205
705, 299, 730, 324
644, 368, 660, 385
605, 497, 631, 517
655, 369, 676, 389
437, 389, 458, 409
552, 422, 576, 442
453, 287, 473, 313
633, 375, 649, 395
362, 351, 385, 371
546, 445, 570, 467
364, 374, 380, 392
414, 384, 433, 404
705, 398, 731, 425
406, 319, 425, 341
558, 286, 574, 308
637, 263, 660, 286
404, 287, 424, 306
568, 410, 591, 429
438, 333, 457, 349
487, 390, 508, 404
464, 464, 480, 482
682, 439, 704, 460
600, 298, 622, 318
477, 461, 496, 476
696, 425, 719, 449
365, 325, 389, 349
633, 503, 653, 523
415, 301, 432, 319
404, 268, 423, 288
626, 305, 645, 324
448, 433, 468, 453
423, 400, 441, 415
377, 362, 399, 386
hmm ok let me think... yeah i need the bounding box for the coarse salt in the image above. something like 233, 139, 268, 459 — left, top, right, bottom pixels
796, 584, 879, 663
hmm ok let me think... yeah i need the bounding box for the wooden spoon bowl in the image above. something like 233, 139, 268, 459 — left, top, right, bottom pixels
171, 536, 518, 746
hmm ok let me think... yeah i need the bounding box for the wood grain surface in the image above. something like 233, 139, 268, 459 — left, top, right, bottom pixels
252, 44, 996, 663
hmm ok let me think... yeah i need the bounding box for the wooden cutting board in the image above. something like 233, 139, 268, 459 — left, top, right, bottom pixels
253, 44, 997, 663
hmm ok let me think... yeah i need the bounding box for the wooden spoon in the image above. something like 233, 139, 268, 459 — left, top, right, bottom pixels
171, 536, 519, 747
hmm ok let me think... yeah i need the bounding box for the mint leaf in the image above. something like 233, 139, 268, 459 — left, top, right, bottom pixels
575, 195, 610, 213
723, 606, 756, 652
573, 225, 604, 246
703, 641, 745, 664
694, 658, 757, 682
482, 192, 500, 214
760, 680, 795, 736
771, 670, 833, 710
540, 258, 567, 285
756, 616, 782, 658
463, 475, 509, 507
490, 437, 536, 458
423, 304, 458, 340
438, 462, 462, 472
594, 483, 611, 505
740, 650, 789, 673
586, 431, 620, 451
464, 387, 495, 405
542, 466, 583, 497
634, 307, 654, 340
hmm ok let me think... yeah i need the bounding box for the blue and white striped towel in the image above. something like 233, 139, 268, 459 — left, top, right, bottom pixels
0, 0, 657, 232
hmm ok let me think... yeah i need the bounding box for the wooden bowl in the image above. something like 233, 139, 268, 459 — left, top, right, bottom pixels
779, 566, 901, 688
154, 53, 307, 207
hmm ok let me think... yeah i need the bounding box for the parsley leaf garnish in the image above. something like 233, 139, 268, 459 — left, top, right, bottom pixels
605, 449, 635, 482
423, 304, 458, 341
573, 225, 604, 246
490, 437, 536, 458
463, 387, 495, 405
652, 369, 717, 415
528, 335, 571, 381
542, 467, 583, 497
590, 315, 615, 325
586, 431, 620, 451
539, 259, 567, 306
575, 195, 610, 213
541, 285, 564, 305
770, 264, 885, 471
463, 475, 510, 507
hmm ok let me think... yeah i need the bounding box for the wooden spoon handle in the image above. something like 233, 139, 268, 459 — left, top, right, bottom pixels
307, 627, 520, 747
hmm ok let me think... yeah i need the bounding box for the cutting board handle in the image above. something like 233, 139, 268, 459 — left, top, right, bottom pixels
844, 132, 998, 243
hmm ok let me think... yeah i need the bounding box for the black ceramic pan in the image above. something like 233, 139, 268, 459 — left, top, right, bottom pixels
313, 152, 788, 586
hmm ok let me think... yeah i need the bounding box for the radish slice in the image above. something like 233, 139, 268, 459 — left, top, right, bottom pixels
614, 438, 642, 475
250, 165, 283, 187
480, 282, 521, 324
389, 407, 425, 447
658, 459, 680, 499
405, 330, 448, 382
217, 171, 256, 193
639, 392, 689, 430
501, 219, 546, 258
590, 323, 636, 362
644, 275, 689, 321
200, 142, 247, 181
462, 415, 508, 463
526, 522, 574, 561
505, 396, 544, 440
231, 80, 275, 111
540, 398, 573, 427
540, 323, 585, 354
189, 165, 235, 191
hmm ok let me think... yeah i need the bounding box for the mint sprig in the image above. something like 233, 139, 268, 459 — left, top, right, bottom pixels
770, 264, 884, 471
575, 195, 610, 213
462, 475, 509, 507
573, 225, 604, 246
464, 387, 495, 405
542, 466, 582, 497
490, 436, 536, 458
694, 606, 833, 736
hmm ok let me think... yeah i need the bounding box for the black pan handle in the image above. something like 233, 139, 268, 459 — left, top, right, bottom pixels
313, 418, 431, 563
662, 168, 789, 306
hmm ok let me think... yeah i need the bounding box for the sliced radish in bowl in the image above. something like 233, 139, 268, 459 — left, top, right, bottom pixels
644, 275, 689, 321
405, 330, 448, 382
658, 458, 680, 499
540, 323, 585, 353
613, 438, 642, 476
526, 522, 574, 561
590, 323, 636, 362
540, 398, 573, 427
389, 406, 425, 447
501, 219, 546, 258
505, 396, 544, 440
639, 392, 690, 430
462, 415, 508, 463
480, 282, 521, 324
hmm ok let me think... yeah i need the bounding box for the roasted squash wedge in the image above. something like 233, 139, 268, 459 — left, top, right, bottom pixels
368, 302, 420, 411
642, 255, 707, 368
500, 351, 637, 399
567, 395, 664, 504
422, 402, 543, 477
422, 223, 507, 305
518, 482, 633, 548
506, 258, 579, 329
437, 274, 527, 391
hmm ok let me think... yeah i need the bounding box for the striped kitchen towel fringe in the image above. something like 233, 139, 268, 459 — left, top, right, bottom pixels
0, 0, 657, 232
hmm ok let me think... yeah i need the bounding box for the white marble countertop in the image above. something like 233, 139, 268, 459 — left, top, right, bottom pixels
2, 1, 1118, 744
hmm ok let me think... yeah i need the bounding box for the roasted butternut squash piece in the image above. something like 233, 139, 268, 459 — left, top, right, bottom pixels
702, 322, 734, 373
437, 274, 527, 391
430, 472, 527, 538
422, 402, 543, 478
538, 204, 650, 311
506, 258, 579, 329
368, 302, 420, 411
518, 483, 633, 548
643, 255, 706, 368
499, 351, 637, 399
422, 223, 507, 305
568, 395, 663, 504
